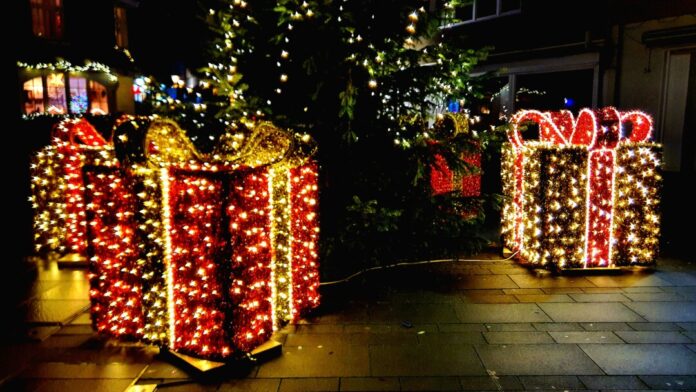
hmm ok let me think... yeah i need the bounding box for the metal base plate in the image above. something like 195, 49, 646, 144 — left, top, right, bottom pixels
57, 253, 88, 269
160, 339, 283, 375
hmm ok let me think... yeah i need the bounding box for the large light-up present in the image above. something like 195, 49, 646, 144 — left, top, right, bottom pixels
501, 108, 661, 269
31, 118, 115, 257
83, 118, 319, 360
429, 113, 482, 197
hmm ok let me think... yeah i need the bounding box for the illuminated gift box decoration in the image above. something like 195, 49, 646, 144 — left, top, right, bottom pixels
30, 118, 115, 256
501, 108, 661, 269
83, 118, 319, 359
430, 113, 482, 197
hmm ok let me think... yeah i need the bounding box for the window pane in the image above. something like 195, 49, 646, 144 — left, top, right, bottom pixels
89, 80, 109, 115
456, 3, 474, 21
30, 0, 63, 39
23, 77, 45, 114
69, 76, 88, 114
500, 0, 520, 13
46, 73, 66, 114
475, 0, 497, 18
515, 70, 594, 111
114, 7, 129, 48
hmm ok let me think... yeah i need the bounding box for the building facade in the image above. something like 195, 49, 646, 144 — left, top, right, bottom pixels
17, 0, 138, 117
441, 0, 696, 255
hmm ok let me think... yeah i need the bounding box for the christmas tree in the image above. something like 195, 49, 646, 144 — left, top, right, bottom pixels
148, 0, 502, 277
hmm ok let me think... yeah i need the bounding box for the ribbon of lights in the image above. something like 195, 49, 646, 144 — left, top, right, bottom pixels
501, 108, 661, 269
30, 118, 113, 256
84, 117, 319, 359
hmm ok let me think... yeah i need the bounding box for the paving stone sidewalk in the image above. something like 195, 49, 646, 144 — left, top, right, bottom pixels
2, 254, 696, 391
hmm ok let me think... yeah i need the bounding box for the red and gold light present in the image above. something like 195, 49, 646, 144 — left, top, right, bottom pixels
501, 108, 661, 269
83, 118, 319, 360
30, 118, 115, 256
429, 113, 482, 197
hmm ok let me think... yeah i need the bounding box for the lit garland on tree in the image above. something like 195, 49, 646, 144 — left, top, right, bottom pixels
30, 118, 114, 256
83, 118, 319, 360
501, 108, 661, 269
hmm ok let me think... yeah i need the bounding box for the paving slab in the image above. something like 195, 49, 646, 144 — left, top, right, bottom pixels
38, 281, 91, 301
579, 375, 647, 390
483, 331, 554, 344
624, 302, 696, 322
417, 332, 485, 345
368, 303, 460, 323
339, 377, 399, 391
438, 324, 487, 332
549, 331, 624, 344
455, 304, 551, 323
623, 292, 688, 301
538, 303, 644, 322
585, 274, 671, 288
398, 376, 461, 391
518, 375, 584, 389
655, 272, 696, 286
257, 344, 370, 378
1, 379, 133, 392
580, 344, 696, 375
627, 322, 682, 331
21, 299, 90, 325
459, 375, 523, 390
483, 323, 537, 331
461, 294, 519, 303
514, 294, 574, 303
533, 322, 584, 331
278, 377, 338, 392
510, 275, 596, 289
568, 293, 630, 302
218, 378, 281, 392
638, 375, 696, 390
455, 275, 520, 289
475, 344, 603, 375
614, 331, 693, 343
19, 362, 146, 379
580, 322, 634, 331
286, 333, 417, 347
370, 344, 485, 376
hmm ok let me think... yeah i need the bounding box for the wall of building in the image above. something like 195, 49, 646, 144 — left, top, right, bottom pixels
618, 15, 695, 114
115, 75, 135, 114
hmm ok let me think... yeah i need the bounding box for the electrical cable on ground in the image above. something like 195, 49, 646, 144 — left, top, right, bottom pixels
319, 251, 519, 286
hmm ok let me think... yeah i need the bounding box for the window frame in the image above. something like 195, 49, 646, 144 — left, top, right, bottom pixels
30, 0, 64, 40
20, 72, 112, 116
442, 0, 521, 27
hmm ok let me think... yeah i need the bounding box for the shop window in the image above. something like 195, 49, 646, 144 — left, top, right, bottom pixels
46, 73, 66, 114
89, 80, 109, 115
69, 76, 88, 114
23, 77, 45, 114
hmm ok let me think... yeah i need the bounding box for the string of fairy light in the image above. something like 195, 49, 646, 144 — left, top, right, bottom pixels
31, 116, 320, 360
501, 108, 661, 269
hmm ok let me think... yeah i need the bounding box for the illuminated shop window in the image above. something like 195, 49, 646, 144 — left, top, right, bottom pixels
23, 77, 45, 114
69, 76, 88, 114
46, 73, 66, 114
21, 73, 109, 115
30, 0, 63, 39
89, 80, 109, 115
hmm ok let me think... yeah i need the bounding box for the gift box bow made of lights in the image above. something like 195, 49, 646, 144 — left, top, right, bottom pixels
429, 113, 482, 197
31, 118, 115, 256
84, 118, 319, 360
501, 107, 661, 269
